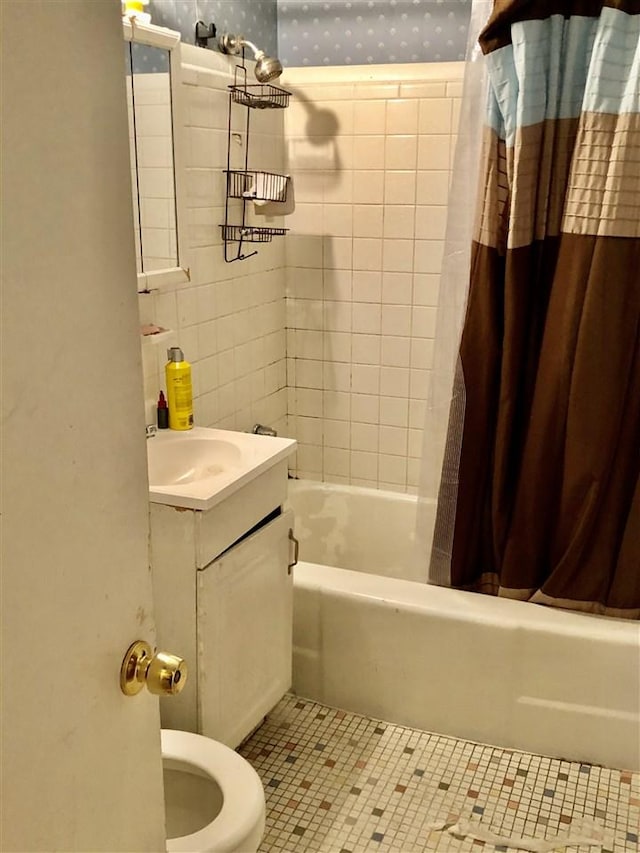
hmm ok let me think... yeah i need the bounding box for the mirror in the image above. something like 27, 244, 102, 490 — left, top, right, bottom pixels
123, 19, 189, 292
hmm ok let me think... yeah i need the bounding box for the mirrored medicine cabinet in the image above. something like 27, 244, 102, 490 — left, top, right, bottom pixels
123, 18, 190, 292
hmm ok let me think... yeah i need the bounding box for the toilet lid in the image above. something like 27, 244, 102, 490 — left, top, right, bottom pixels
162, 729, 265, 853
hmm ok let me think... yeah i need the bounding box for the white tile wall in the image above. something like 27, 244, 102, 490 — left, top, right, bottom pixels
139, 49, 288, 436
136, 56, 463, 492
283, 64, 463, 491
127, 73, 177, 273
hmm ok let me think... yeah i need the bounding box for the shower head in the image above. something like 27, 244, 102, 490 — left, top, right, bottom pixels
254, 52, 284, 83
219, 32, 283, 82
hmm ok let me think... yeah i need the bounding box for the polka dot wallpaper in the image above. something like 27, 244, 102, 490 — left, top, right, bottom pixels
278, 0, 471, 66
148, 0, 279, 56
147, 0, 471, 67
127, 40, 170, 74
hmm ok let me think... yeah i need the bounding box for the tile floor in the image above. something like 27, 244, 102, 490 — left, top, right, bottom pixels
239, 695, 639, 853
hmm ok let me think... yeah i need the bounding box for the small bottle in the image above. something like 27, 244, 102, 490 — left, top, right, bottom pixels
157, 390, 169, 429
165, 347, 194, 431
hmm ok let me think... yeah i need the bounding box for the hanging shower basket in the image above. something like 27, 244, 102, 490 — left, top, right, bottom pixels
221, 225, 288, 244
229, 83, 291, 110
220, 64, 291, 262
225, 169, 289, 203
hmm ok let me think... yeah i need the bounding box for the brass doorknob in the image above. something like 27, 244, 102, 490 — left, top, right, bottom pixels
120, 640, 187, 697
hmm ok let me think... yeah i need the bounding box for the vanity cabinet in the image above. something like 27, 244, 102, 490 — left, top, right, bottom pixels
150, 459, 296, 748
198, 509, 293, 748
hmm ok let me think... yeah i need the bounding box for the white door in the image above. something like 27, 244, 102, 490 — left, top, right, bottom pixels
1, 2, 167, 850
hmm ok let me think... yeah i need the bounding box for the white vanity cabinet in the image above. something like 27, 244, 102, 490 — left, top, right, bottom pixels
150, 458, 296, 748
197, 508, 293, 748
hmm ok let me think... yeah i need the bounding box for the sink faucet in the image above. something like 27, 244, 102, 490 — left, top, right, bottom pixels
252, 423, 277, 437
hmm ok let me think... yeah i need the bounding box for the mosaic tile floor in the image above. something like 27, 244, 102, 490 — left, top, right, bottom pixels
239, 695, 639, 853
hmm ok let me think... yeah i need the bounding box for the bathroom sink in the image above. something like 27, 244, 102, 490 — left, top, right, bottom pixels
148, 438, 243, 488
146, 427, 296, 511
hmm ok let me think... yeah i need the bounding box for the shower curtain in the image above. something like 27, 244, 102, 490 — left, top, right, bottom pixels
423, 0, 640, 618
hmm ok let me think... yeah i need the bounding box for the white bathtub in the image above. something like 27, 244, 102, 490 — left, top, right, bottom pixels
288, 479, 640, 771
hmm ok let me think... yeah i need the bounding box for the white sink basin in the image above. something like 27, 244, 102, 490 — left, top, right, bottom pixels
147, 427, 296, 510
148, 438, 243, 487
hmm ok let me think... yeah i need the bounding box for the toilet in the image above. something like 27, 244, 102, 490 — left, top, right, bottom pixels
161, 729, 266, 853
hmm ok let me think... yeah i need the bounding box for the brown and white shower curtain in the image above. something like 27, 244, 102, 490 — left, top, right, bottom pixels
434, 0, 640, 617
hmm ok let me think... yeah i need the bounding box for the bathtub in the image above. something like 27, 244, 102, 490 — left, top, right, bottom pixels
288, 479, 640, 771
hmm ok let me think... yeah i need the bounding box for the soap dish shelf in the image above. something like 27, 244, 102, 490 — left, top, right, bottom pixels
140, 328, 175, 347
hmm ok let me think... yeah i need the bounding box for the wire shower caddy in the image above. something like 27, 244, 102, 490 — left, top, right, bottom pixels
221, 65, 291, 262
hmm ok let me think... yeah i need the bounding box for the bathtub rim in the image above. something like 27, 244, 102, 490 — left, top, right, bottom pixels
295, 560, 640, 641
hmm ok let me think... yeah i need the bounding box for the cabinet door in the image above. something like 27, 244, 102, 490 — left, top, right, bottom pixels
197, 509, 295, 747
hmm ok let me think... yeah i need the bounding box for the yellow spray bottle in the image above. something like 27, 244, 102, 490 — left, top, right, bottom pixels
165, 347, 193, 430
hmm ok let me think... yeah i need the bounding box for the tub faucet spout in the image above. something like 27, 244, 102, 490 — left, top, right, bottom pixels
252, 423, 277, 437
